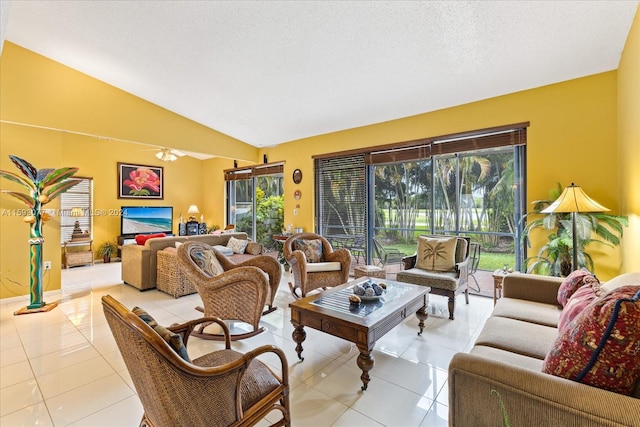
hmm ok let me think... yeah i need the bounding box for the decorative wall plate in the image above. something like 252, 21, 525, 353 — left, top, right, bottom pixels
293, 169, 303, 184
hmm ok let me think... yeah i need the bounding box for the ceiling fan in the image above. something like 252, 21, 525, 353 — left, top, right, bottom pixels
154, 148, 186, 162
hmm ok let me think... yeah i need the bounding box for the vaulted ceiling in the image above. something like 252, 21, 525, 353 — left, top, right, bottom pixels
1, 1, 638, 149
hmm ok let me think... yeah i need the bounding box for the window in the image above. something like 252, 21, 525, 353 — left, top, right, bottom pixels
60, 177, 93, 243
225, 163, 284, 247
314, 123, 527, 273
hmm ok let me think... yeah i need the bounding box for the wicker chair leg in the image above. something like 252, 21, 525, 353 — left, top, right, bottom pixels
263, 305, 277, 315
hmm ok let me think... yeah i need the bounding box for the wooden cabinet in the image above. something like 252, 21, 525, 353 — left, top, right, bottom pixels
64, 239, 94, 268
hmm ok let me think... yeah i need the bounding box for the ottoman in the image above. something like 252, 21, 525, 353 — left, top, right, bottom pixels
354, 265, 386, 279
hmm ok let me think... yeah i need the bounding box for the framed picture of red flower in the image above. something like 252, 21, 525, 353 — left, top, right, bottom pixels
117, 163, 164, 199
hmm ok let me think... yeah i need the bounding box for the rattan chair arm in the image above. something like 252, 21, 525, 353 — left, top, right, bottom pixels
168, 316, 231, 348
324, 247, 351, 264
241, 344, 290, 386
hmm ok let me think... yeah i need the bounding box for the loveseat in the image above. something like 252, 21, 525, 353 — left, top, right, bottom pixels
121, 232, 259, 291
448, 272, 640, 426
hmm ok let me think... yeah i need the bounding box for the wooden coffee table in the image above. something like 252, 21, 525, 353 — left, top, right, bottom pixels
289, 278, 429, 390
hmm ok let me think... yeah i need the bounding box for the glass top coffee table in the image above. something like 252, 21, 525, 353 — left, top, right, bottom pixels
289, 277, 429, 390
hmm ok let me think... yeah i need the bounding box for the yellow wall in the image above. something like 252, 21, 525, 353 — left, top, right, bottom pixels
263, 71, 622, 279
617, 8, 640, 273
0, 43, 258, 299
2, 19, 638, 299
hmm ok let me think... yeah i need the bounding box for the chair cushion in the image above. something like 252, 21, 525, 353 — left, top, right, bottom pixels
396, 268, 458, 291
600, 272, 640, 294
132, 307, 191, 362
135, 233, 167, 245
193, 349, 281, 411
557, 268, 599, 307
188, 246, 224, 277
306, 261, 342, 272
416, 236, 457, 271
293, 238, 324, 263
227, 236, 249, 254
542, 285, 640, 395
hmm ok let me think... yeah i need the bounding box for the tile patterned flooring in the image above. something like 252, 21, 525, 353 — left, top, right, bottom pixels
0, 263, 494, 426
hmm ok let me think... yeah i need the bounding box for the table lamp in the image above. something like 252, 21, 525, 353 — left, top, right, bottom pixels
541, 183, 609, 271
187, 204, 199, 222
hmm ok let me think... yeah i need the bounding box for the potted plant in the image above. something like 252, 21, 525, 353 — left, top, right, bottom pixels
522, 183, 628, 276
97, 241, 118, 263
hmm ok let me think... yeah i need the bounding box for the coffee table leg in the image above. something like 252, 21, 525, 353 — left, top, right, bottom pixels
356, 344, 374, 391
292, 324, 306, 361
415, 295, 429, 335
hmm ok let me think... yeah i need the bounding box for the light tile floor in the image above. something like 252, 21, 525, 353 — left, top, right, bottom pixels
0, 263, 494, 426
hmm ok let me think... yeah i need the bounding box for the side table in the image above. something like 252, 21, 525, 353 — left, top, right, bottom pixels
492, 270, 518, 305
64, 239, 94, 269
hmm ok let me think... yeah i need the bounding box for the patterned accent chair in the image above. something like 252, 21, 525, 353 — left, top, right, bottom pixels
284, 232, 352, 299
102, 295, 291, 427
177, 242, 272, 340
396, 235, 470, 320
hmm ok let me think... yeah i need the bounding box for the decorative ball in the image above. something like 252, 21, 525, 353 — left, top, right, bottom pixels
353, 284, 365, 296
349, 294, 361, 304
372, 283, 384, 296
379, 282, 387, 289
365, 287, 375, 297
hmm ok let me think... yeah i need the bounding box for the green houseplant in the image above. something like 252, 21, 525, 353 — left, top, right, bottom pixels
523, 183, 628, 276
97, 241, 118, 263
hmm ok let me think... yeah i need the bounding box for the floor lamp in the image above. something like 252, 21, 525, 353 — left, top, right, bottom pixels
541, 183, 609, 271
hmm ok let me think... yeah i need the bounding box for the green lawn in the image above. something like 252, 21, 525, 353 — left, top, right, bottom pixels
385, 242, 515, 272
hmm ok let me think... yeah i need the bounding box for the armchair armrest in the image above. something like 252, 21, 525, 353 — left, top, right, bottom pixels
324, 247, 352, 265
168, 316, 231, 348
401, 254, 417, 270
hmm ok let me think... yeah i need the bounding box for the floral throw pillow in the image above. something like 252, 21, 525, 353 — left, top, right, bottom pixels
133, 307, 191, 362
557, 281, 603, 332
557, 268, 599, 307
188, 246, 224, 277
226, 236, 249, 254
415, 236, 457, 272
542, 285, 640, 395
293, 238, 323, 263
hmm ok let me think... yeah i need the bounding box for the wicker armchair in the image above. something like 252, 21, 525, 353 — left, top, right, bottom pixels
284, 232, 351, 298
177, 242, 270, 340
213, 248, 282, 315
102, 295, 291, 427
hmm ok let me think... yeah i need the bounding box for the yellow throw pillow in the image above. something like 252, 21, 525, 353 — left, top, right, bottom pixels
416, 236, 457, 271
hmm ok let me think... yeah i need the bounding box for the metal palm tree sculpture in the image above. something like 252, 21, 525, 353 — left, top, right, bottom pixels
0, 156, 81, 313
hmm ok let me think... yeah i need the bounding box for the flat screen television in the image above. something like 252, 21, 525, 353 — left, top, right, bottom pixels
120, 206, 173, 237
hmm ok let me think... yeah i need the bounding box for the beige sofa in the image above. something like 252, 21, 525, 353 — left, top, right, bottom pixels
449, 273, 640, 427
121, 232, 254, 291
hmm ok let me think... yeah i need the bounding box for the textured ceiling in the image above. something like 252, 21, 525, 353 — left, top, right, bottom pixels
2, 1, 638, 149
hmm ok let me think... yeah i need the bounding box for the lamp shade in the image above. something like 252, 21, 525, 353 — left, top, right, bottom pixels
70, 207, 84, 217
541, 183, 609, 214
187, 204, 199, 214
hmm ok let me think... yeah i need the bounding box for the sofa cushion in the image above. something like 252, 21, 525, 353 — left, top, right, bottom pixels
416, 236, 457, 271
135, 233, 167, 245
471, 345, 544, 372
227, 236, 249, 254
557, 268, 598, 307
293, 238, 324, 263
213, 244, 234, 256
475, 316, 557, 360
492, 297, 561, 328
543, 285, 640, 395
187, 246, 224, 277
557, 281, 603, 331
132, 306, 190, 362
245, 241, 263, 255
600, 272, 640, 294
